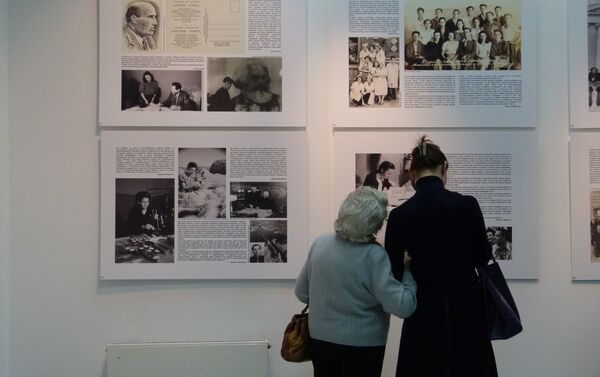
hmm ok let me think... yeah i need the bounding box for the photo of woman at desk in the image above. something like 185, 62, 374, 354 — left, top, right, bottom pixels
114, 178, 175, 264
230, 182, 287, 218
356, 153, 415, 244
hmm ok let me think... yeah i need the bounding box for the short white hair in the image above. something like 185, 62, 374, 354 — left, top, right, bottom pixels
334, 187, 388, 243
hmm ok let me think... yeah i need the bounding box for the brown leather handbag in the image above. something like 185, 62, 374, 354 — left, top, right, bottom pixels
280, 304, 310, 362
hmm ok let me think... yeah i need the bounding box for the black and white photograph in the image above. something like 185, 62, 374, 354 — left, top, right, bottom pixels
349, 37, 400, 108
486, 226, 513, 260
355, 153, 415, 208
115, 178, 175, 263
207, 57, 282, 112
404, 0, 522, 70
230, 182, 287, 218
248, 242, 266, 263
249, 220, 287, 263
355, 153, 414, 244
590, 191, 600, 262
178, 148, 226, 219
588, 1, 600, 110
122, 0, 161, 53
121, 70, 202, 111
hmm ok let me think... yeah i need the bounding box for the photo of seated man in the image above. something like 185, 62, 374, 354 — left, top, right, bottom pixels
162, 82, 197, 111
230, 182, 287, 218
178, 148, 226, 219
404, 1, 521, 71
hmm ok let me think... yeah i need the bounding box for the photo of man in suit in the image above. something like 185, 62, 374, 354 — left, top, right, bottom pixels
162, 82, 197, 111
363, 161, 396, 191
405, 31, 426, 69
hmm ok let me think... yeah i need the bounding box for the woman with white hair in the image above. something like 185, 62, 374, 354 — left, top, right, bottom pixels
295, 187, 417, 377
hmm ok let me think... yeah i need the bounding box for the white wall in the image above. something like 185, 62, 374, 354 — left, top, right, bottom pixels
6, 0, 600, 376
0, 0, 9, 375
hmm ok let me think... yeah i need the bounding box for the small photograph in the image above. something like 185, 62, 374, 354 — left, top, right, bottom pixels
588, 1, 600, 110
121, 70, 202, 111
178, 148, 227, 219
115, 178, 175, 263
590, 191, 600, 262
230, 182, 287, 218
349, 37, 400, 108
404, 1, 522, 70
207, 57, 282, 112
355, 153, 414, 208
355, 153, 414, 245
249, 220, 287, 263
249, 242, 266, 263
486, 226, 512, 260
122, 0, 161, 53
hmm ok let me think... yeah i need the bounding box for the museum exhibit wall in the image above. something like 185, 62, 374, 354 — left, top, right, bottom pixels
0, 0, 10, 376
4, 0, 600, 376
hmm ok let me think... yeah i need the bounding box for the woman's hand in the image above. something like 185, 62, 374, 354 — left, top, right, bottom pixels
403, 251, 411, 266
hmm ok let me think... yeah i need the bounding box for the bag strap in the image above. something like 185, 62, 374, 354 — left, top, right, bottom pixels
301, 304, 309, 314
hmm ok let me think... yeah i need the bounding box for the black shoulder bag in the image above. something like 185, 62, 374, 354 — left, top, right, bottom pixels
476, 258, 523, 340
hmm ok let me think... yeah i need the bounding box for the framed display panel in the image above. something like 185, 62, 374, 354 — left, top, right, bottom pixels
100, 131, 308, 279
330, 0, 537, 128
569, 133, 600, 280
569, 0, 600, 128
334, 131, 539, 279
99, 0, 307, 127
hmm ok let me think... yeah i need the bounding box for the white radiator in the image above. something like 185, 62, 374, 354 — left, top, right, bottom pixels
106, 340, 269, 377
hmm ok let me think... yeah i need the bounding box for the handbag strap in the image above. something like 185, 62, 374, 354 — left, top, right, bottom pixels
301, 304, 309, 314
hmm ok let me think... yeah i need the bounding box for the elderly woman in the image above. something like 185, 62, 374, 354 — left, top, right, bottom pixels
295, 187, 417, 377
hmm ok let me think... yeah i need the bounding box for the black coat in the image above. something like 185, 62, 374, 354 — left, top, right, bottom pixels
385, 176, 497, 377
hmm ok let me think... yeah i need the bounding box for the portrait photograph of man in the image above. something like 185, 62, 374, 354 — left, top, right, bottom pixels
122, 0, 161, 53
207, 57, 282, 112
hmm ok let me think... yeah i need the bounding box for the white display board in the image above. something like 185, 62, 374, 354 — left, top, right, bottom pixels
99, 0, 307, 127
100, 131, 308, 279
569, 0, 600, 128
331, 0, 537, 128
569, 133, 600, 280
334, 131, 538, 279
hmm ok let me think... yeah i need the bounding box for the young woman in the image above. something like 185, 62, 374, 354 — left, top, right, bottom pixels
471, 17, 483, 38
350, 75, 364, 106
385, 136, 497, 377
138, 71, 161, 107
371, 60, 388, 104
476, 30, 492, 70
454, 19, 466, 42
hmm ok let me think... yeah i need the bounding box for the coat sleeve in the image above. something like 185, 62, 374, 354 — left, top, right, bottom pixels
384, 209, 407, 280
465, 195, 493, 266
